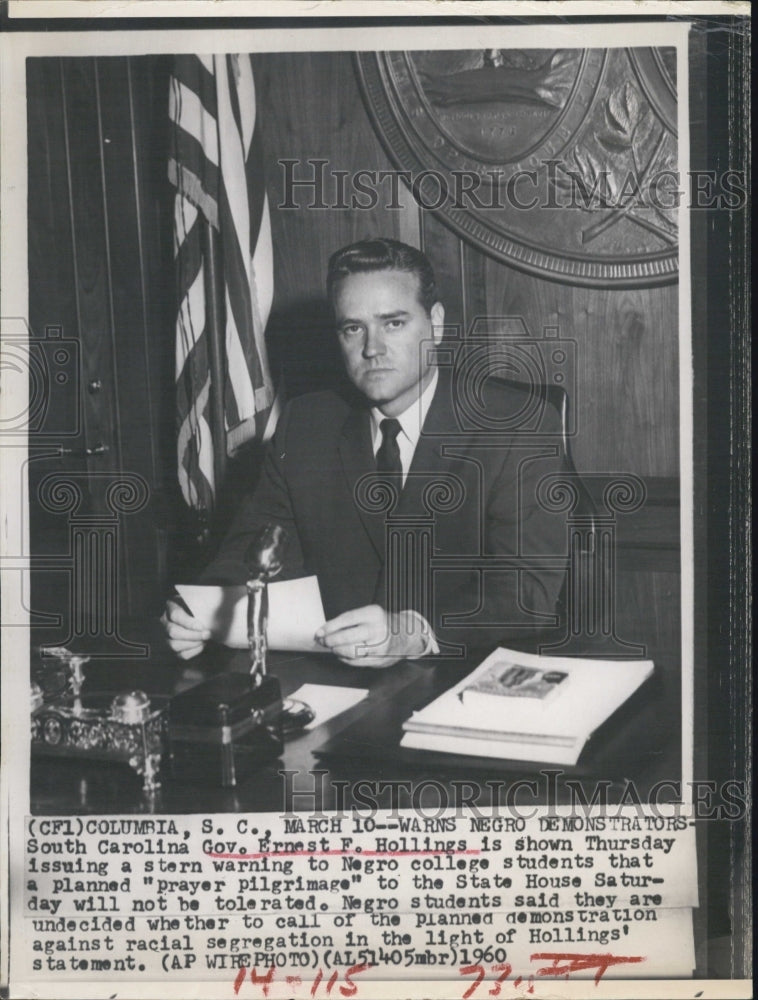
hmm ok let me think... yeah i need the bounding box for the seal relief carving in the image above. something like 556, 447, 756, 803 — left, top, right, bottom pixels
355, 47, 678, 287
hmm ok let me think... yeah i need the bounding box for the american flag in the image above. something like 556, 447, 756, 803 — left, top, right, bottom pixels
168, 53, 277, 511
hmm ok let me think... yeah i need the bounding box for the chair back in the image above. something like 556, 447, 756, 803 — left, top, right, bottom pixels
494, 377, 596, 520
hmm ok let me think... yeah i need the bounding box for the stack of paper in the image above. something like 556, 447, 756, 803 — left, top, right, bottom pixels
401, 647, 654, 766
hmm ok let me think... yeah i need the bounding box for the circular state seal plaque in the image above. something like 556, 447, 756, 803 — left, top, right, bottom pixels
355, 48, 678, 287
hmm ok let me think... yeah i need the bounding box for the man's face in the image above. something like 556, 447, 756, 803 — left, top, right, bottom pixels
333, 269, 444, 417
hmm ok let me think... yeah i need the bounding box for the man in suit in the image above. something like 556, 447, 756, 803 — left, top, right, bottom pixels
163, 238, 566, 665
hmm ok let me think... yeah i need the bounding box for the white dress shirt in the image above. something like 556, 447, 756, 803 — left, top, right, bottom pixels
369, 368, 440, 657
369, 368, 439, 483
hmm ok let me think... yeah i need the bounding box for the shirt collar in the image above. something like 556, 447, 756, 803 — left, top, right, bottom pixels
371, 367, 439, 449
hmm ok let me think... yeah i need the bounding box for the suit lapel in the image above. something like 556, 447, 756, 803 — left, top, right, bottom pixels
338, 371, 461, 565
396, 368, 458, 518
337, 405, 386, 560
371, 370, 460, 611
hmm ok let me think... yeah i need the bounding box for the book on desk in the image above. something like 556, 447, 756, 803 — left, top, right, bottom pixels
399, 647, 654, 767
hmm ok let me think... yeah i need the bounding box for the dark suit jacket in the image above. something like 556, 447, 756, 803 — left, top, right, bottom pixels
201, 369, 568, 658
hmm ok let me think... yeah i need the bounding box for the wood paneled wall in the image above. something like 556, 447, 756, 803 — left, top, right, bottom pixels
420, 212, 679, 477
26, 51, 680, 643
27, 56, 174, 622
255, 51, 420, 397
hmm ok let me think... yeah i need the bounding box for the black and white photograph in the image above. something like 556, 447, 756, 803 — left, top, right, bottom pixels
0, 4, 750, 997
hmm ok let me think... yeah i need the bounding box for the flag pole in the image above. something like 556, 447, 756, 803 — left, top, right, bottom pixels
201, 218, 228, 500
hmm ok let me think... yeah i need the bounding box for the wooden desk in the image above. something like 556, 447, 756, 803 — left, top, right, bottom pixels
30, 619, 681, 815
29, 468, 682, 815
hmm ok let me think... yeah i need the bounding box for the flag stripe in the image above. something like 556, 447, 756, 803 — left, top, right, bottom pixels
168, 124, 221, 208
236, 56, 257, 154
176, 265, 206, 374
168, 79, 220, 167
216, 54, 274, 449
252, 193, 275, 331
177, 380, 215, 509
246, 123, 266, 255
173, 192, 198, 255
174, 213, 203, 309
171, 54, 218, 118
219, 190, 273, 412
225, 55, 244, 143
169, 53, 277, 512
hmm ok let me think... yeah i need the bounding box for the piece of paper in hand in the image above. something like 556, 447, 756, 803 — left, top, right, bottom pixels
175, 576, 326, 653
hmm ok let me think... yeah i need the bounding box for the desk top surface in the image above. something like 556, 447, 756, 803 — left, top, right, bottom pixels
30, 620, 681, 815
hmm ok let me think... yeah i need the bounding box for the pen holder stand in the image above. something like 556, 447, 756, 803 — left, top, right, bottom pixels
167, 672, 283, 787
30, 649, 165, 795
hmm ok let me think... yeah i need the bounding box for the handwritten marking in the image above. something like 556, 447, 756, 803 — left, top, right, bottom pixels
249, 965, 275, 997
460, 965, 533, 996
459, 954, 645, 995
207, 848, 480, 860
460, 963, 485, 999
310, 968, 323, 998
488, 962, 512, 996
530, 952, 645, 985
233, 963, 374, 998
233, 953, 646, 997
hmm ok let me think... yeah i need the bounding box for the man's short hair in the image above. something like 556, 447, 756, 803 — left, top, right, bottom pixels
327, 237, 438, 314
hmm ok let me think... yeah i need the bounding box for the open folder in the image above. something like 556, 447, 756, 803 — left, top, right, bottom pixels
176, 576, 326, 653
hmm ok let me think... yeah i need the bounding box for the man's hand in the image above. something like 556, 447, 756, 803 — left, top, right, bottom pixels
314, 604, 428, 667
161, 599, 212, 660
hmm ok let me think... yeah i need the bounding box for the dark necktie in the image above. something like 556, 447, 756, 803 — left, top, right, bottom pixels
376, 417, 403, 480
